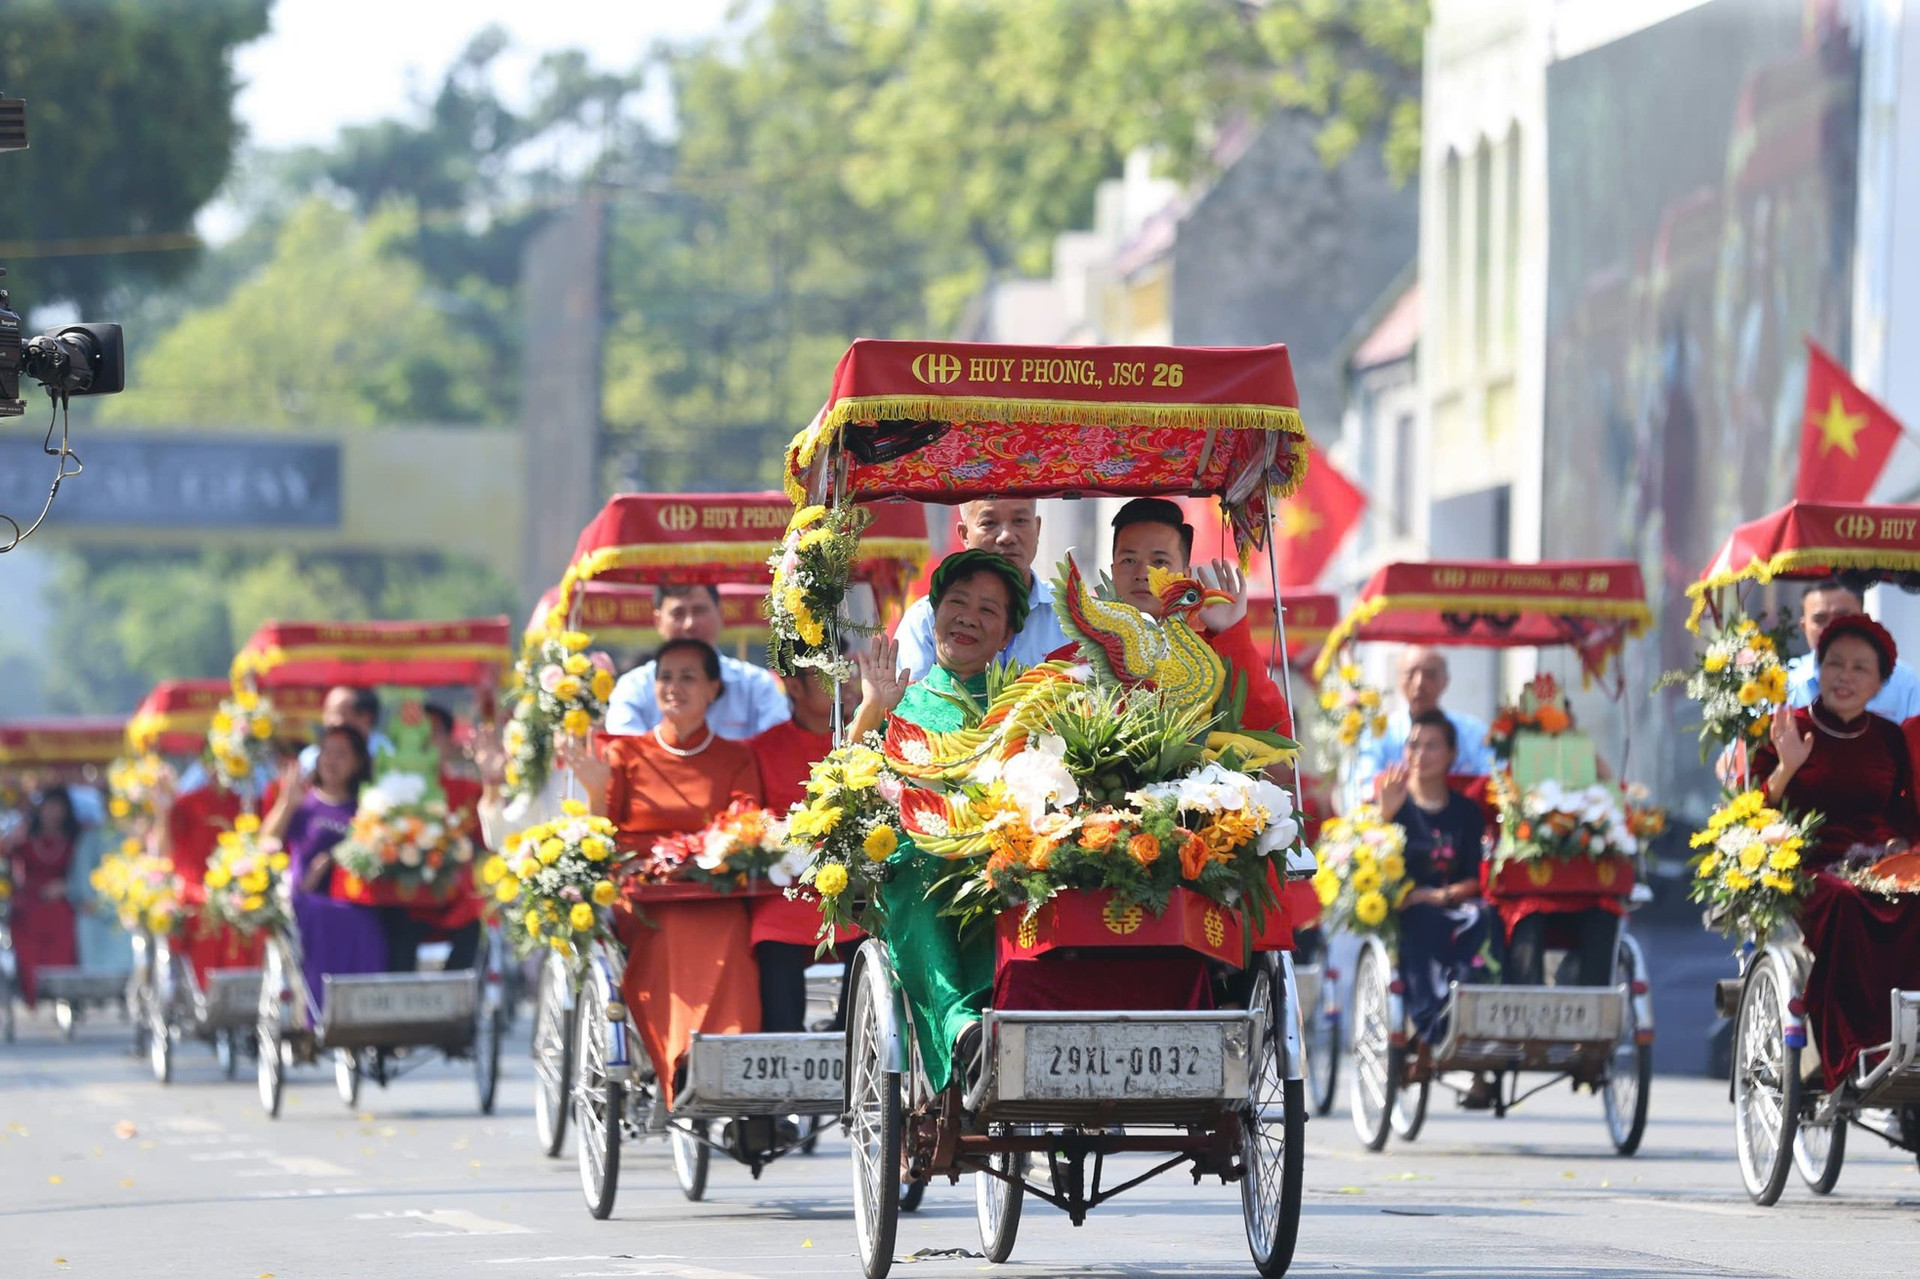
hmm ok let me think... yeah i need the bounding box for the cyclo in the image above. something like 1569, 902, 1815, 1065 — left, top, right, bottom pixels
1686, 499, 1920, 1203
233, 617, 516, 1117
784, 338, 1318, 1279
519, 571, 778, 1162
0, 716, 128, 1044
540, 491, 926, 1215
129, 680, 324, 1078
1313, 559, 1658, 1154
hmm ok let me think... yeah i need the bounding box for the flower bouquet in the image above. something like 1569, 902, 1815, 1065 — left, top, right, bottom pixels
507, 630, 613, 767
487, 799, 621, 958
768, 503, 874, 681
1310, 656, 1388, 775
1487, 673, 1575, 763
1689, 789, 1820, 940
1659, 613, 1793, 759
91, 840, 186, 935
208, 686, 281, 790
1309, 805, 1411, 941
662, 799, 805, 893
782, 741, 906, 935
1491, 776, 1638, 868
333, 770, 477, 900
202, 813, 291, 938
107, 753, 167, 824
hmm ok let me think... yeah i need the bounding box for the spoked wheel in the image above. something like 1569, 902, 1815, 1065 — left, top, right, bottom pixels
532, 950, 576, 1158
1793, 1113, 1846, 1194
475, 1004, 502, 1117
1603, 941, 1652, 1156
148, 1004, 172, 1085
1349, 944, 1398, 1151
257, 953, 287, 1118
900, 1178, 926, 1212
1242, 958, 1304, 1278
1390, 1074, 1430, 1143
1303, 965, 1340, 1117
974, 1143, 1024, 1264
1733, 953, 1799, 1205
216, 1027, 238, 1078
848, 946, 903, 1279
574, 962, 622, 1220
335, 1048, 362, 1107
54, 1000, 76, 1040
671, 1121, 711, 1201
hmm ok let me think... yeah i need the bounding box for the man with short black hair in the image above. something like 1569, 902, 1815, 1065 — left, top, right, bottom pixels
1785, 579, 1920, 717
892, 499, 1070, 681
298, 685, 391, 774
604, 584, 789, 739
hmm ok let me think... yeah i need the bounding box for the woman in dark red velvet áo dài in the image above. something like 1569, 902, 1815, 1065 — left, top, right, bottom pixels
1752, 614, 1920, 1089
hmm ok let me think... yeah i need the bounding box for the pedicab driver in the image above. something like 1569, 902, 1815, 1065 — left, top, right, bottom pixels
892, 499, 1070, 682
605, 585, 790, 740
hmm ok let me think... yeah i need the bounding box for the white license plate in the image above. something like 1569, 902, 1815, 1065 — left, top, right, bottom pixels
325, 978, 472, 1026
1456, 990, 1619, 1042
707, 1038, 845, 1101
1020, 1023, 1225, 1100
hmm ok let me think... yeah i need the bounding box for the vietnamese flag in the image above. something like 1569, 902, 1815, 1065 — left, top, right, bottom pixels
1795, 339, 1906, 502
1181, 440, 1365, 586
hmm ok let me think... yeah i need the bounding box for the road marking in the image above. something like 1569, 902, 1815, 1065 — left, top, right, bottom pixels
354, 1208, 535, 1237
243, 1155, 358, 1178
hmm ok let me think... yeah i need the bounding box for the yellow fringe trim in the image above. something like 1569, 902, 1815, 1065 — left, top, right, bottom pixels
1683, 546, 1920, 631
233, 642, 510, 684
1312, 593, 1654, 682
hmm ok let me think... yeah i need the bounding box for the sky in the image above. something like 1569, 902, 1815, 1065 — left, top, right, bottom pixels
232, 0, 737, 151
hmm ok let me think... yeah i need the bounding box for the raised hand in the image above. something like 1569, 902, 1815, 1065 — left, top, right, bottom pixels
557, 737, 611, 795
1768, 705, 1814, 777
1377, 760, 1411, 817
857, 636, 911, 714
1196, 558, 1250, 633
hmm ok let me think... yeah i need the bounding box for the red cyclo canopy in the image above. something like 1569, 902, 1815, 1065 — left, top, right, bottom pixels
784, 340, 1309, 560
1688, 500, 1920, 630
527, 582, 770, 646
0, 717, 128, 767
232, 618, 514, 690
1314, 560, 1652, 681
127, 680, 325, 755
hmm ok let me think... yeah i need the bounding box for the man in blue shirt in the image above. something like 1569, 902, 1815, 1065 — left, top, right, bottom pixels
1783, 579, 1920, 718
892, 499, 1070, 681
1349, 646, 1495, 808
605, 585, 790, 739
297, 686, 392, 775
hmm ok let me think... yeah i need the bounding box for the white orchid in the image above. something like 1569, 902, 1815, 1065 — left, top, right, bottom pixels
1001, 736, 1078, 823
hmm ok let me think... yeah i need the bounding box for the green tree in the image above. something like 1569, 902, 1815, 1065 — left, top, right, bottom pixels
0, 0, 271, 314
99, 199, 497, 427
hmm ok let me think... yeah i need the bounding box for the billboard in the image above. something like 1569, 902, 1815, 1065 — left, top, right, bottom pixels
0, 432, 340, 528
1543, 0, 1860, 809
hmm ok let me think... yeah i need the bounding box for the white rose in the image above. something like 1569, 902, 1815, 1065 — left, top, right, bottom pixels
397, 842, 422, 868
382, 773, 428, 807
696, 830, 731, 871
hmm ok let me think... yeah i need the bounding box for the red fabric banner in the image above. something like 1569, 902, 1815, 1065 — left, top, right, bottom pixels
233, 618, 514, 690
528, 582, 770, 644
0, 718, 128, 766
1795, 341, 1904, 503
127, 681, 326, 755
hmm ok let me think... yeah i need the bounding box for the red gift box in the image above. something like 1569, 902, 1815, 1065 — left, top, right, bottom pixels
996, 886, 1247, 970
1485, 853, 1635, 899
621, 877, 784, 903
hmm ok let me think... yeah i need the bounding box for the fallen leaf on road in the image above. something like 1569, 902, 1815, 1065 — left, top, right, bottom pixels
802, 1239, 813, 1248
121, 1180, 133, 1188
47, 1175, 61, 1184
10, 1123, 28, 1135
139, 1141, 157, 1151
1561, 1171, 1576, 1180
1599, 1179, 1611, 1189
113, 1122, 138, 1140
1383, 1171, 1427, 1181
357, 1112, 374, 1122
469, 1160, 482, 1168
1331, 1186, 1365, 1195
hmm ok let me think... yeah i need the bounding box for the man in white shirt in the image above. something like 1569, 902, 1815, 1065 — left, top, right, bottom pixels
892, 499, 1071, 681
1350, 646, 1495, 805
1784, 579, 1920, 718
604, 585, 790, 739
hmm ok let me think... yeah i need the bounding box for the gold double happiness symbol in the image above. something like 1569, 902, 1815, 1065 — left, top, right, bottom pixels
1526, 860, 1555, 888
1017, 915, 1038, 949
1203, 909, 1226, 949
1595, 857, 1618, 888
910, 351, 962, 385
1835, 513, 1877, 540
658, 503, 699, 533
1102, 898, 1144, 936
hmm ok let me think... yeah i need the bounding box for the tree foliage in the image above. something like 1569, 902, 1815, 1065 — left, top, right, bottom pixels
0, 0, 271, 314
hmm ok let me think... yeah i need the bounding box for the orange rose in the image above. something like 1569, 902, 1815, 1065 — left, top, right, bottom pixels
1127, 833, 1161, 868
1028, 843, 1053, 873
1080, 818, 1121, 852
1536, 705, 1572, 734
1178, 829, 1211, 881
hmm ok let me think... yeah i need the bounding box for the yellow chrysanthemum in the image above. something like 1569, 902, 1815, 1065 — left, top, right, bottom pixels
592, 880, 618, 906
1695, 852, 1721, 879
1724, 869, 1754, 892
561, 630, 592, 653
108, 797, 132, 819
1380, 852, 1406, 882
790, 805, 844, 839
1312, 869, 1339, 907
564, 653, 592, 677
538, 838, 565, 866
553, 676, 582, 701
841, 749, 883, 792
1350, 863, 1381, 894
495, 878, 521, 903
250, 717, 275, 740
1703, 650, 1729, 673
591, 670, 615, 702
863, 825, 898, 862
790, 505, 827, 531
525, 911, 543, 936
814, 863, 849, 897
799, 526, 835, 551
1768, 846, 1801, 872
1738, 846, 1765, 873
561, 799, 588, 818
205, 867, 232, 890
568, 903, 596, 931
235, 688, 260, 711
562, 708, 593, 738
481, 858, 507, 886
1761, 874, 1798, 895
1354, 890, 1389, 927
582, 837, 611, 863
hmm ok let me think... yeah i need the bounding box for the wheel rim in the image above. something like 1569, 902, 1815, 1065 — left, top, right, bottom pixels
1350, 951, 1391, 1140
574, 977, 614, 1205
1242, 968, 1287, 1260
336, 1049, 358, 1103
1603, 954, 1643, 1147
533, 957, 570, 1149
848, 965, 893, 1268
1734, 961, 1790, 1196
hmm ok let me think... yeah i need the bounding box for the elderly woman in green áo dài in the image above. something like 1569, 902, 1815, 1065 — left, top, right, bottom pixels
848, 548, 1032, 1098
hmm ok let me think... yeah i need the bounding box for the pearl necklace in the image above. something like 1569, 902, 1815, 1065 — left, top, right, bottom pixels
1812, 707, 1869, 741
653, 724, 715, 758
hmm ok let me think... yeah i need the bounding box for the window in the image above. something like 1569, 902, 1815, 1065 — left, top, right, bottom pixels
1392, 411, 1415, 537
1474, 139, 1492, 368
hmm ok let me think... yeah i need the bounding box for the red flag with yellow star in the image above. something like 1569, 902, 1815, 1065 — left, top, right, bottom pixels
1272, 439, 1365, 585
1796, 340, 1904, 502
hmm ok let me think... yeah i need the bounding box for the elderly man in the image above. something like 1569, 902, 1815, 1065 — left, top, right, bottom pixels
295, 686, 389, 774
1785, 579, 1920, 717
604, 584, 789, 739
892, 499, 1070, 681
1350, 647, 1494, 801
